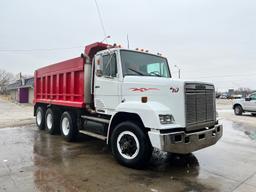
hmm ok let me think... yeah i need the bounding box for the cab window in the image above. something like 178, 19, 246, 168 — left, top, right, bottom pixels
120, 50, 170, 78
147, 63, 169, 77
102, 53, 117, 77
250, 93, 256, 100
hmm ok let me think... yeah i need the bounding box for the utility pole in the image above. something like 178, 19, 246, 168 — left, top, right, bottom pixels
127, 34, 130, 49
174, 65, 181, 79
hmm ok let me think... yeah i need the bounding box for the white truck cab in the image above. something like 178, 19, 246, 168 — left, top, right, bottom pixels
92, 48, 223, 167
233, 92, 256, 116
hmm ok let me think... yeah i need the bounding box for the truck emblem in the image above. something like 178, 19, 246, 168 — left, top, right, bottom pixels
170, 87, 179, 93
130, 88, 160, 92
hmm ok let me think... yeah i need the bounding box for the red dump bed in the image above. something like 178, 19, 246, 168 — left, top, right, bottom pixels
34, 57, 85, 108
34, 42, 110, 108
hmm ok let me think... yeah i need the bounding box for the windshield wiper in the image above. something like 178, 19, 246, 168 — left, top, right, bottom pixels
128, 68, 145, 76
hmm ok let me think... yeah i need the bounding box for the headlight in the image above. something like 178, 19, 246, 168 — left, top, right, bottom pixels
159, 114, 175, 124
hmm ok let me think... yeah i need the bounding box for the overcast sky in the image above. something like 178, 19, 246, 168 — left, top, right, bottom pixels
0, 0, 255, 91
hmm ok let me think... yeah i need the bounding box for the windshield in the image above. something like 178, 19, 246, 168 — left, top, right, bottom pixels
120, 50, 171, 78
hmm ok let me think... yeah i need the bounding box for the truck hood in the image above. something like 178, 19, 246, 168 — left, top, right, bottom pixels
122, 76, 214, 128
122, 76, 213, 87
234, 98, 245, 102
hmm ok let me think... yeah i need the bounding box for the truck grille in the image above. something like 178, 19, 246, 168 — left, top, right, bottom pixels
185, 83, 216, 131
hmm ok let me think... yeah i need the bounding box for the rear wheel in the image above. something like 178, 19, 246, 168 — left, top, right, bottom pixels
60, 112, 78, 142
36, 107, 45, 130
45, 108, 59, 135
252, 113, 256, 116
111, 121, 152, 168
234, 105, 243, 115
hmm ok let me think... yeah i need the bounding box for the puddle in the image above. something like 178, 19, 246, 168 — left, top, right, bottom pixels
223, 119, 256, 141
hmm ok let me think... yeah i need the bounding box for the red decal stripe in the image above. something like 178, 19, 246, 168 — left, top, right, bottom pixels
130, 88, 160, 92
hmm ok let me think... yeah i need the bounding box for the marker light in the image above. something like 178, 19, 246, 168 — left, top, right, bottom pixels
141, 97, 148, 103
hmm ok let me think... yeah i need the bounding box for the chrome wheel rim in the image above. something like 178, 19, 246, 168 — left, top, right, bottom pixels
117, 131, 140, 160
46, 113, 53, 129
235, 107, 240, 114
36, 110, 42, 125
62, 117, 70, 136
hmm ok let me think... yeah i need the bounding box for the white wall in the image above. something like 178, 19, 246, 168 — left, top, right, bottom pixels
28, 88, 34, 104
9, 90, 17, 102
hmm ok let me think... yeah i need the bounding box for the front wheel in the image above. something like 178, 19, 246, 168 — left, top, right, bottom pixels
110, 121, 152, 168
252, 113, 256, 116
234, 105, 243, 115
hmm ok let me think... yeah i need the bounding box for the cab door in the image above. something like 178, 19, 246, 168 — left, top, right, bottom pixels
93, 51, 122, 114
244, 93, 256, 111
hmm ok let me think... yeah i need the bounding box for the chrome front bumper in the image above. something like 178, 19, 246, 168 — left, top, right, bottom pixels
148, 124, 223, 154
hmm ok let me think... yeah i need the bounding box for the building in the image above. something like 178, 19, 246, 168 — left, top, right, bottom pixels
228, 89, 234, 97
6, 77, 34, 104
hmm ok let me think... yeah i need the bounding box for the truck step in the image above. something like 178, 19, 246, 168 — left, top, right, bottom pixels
79, 130, 107, 141
81, 115, 110, 124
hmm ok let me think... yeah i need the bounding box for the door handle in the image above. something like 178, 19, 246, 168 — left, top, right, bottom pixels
95, 85, 100, 88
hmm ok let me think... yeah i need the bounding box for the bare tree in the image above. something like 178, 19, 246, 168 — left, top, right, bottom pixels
234, 87, 252, 97
0, 69, 14, 93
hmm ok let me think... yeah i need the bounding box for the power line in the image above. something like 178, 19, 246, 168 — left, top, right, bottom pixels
94, 0, 107, 38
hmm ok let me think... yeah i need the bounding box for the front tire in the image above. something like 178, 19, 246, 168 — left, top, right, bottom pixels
111, 121, 152, 168
234, 105, 243, 115
36, 106, 45, 130
60, 112, 78, 142
45, 108, 59, 135
252, 113, 256, 117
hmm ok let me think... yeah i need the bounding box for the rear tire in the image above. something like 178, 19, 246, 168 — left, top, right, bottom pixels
60, 111, 78, 142
252, 113, 256, 117
111, 121, 152, 169
45, 108, 59, 135
36, 106, 45, 130
234, 105, 243, 115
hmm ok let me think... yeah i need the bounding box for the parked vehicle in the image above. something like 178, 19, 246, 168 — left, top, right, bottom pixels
233, 92, 256, 116
34, 42, 223, 168
230, 95, 242, 99
216, 93, 221, 99
219, 94, 228, 99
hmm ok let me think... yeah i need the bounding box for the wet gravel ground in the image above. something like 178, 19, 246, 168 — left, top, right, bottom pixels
0, 99, 256, 192
0, 98, 34, 128
0, 118, 255, 192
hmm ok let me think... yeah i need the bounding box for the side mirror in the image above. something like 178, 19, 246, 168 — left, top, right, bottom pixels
245, 97, 251, 101
95, 56, 103, 77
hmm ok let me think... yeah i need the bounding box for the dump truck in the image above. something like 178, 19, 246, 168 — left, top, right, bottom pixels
34, 42, 223, 168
